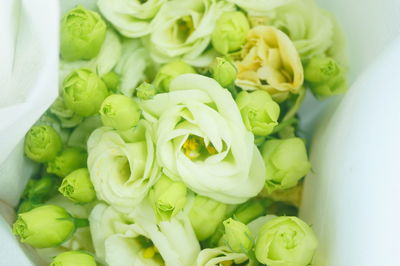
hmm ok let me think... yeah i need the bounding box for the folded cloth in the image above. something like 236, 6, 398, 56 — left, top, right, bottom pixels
0, 0, 59, 205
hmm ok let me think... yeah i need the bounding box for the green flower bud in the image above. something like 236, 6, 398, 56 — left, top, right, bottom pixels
63, 69, 109, 117
233, 199, 266, 224
261, 138, 311, 193
255, 216, 318, 266
212, 12, 250, 54
51, 250, 97, 266
24, 125, 62, 163
210, 57, 237, 87
47, 147, 88, 178
12, 205, 75, 248
153, 61, 196, 92
59, 168, 96, 204
305, 55, 348, 97
236, 90, 280, 136
150, 175, 187, 220
189, 195, 227, 241
136, 82, 156, 100
101, 71, 120, 93
61, 5, 107, 61
99, 94, 141, 131
27, 175, 59, 203
223, 218, 253, 253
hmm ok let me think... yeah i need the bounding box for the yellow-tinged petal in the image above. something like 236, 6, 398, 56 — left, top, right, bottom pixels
236, 26, 304, 102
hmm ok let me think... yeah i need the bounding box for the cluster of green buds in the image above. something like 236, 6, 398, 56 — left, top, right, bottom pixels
305, 55, 348, 97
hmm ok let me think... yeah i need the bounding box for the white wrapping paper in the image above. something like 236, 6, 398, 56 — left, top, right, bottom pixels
0, 0, 399, 265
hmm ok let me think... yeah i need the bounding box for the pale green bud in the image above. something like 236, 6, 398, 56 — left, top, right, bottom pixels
99, 94, 141, 131
223, 218, 253, 253
305, 55, 348, 97
261, 138, 311, 193
59, 168, 96, 203
12, 205, 75, 248
236, 90, 280, 136
47, 147, 88, 178
63, 69, 109, 117
210, 57, 237, 87
61, 6, 107, 61
233, 199, 266, 224
212, 12, 250, 54
136, 82, 156, 100
51, 250, 97, 266
153, 61, 196, 92
24, 125, 62, 163
255, 216, 318, 266
101, 71, 120, 93
189, 195, 227, 241
150, 175, 187, 220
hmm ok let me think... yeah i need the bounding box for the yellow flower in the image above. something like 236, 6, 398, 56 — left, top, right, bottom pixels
235, 26, 303, 102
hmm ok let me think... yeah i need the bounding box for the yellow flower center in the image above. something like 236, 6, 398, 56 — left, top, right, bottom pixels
182, 135, 218, 160
143, 246, 158, 259
177, 16, 194, 42
220, 260, 233, 266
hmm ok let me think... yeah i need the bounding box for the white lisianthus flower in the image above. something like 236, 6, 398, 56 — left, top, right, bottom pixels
149, 0, 235, 66
196, 246, 251, 266
263, 0, 335, 60
98, 0, 167, 38
114, 39, 152, 96
141, 74, 265, 204
89, 200, 200, 266
87, 120, 160, 212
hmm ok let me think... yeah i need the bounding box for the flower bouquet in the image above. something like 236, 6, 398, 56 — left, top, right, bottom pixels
11, 0, 350, 265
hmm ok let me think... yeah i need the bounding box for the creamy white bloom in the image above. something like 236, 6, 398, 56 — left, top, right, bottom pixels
89, 200, 200, 266
196, 246, 249, 266
149, 0, 234, 66
87, 120, 160, 212
141, 74, 265, 204
98, 0, 166, 37
264, 0, 334, 60
114, 39, 151, 96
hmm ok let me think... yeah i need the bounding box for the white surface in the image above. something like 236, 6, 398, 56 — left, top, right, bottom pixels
0, 0, 400, 265
300, 1, 400, 266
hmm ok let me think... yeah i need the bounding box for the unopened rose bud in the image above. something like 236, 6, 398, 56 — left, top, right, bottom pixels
24, 125, 62, 163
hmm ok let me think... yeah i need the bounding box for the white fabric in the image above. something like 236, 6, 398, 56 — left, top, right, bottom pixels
0, 0, 399, 265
